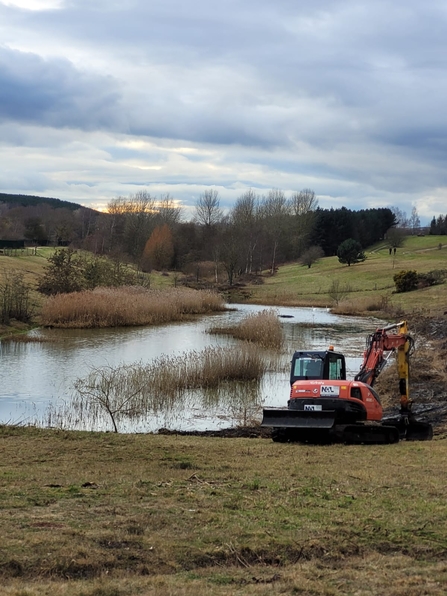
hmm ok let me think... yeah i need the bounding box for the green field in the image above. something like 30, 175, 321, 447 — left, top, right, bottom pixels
1, 236, 446, 319
244, 236, 447, 316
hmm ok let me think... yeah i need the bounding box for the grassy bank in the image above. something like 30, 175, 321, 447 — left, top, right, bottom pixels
244, 236, 447, 316
1, 426, 446, 595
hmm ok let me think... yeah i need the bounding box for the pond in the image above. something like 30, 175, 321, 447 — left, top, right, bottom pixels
0, 305, 384, 432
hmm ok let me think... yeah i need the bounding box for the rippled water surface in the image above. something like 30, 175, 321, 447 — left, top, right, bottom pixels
0, 305, 384, 432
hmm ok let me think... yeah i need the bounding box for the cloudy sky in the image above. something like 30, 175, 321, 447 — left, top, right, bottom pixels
1, 0, 446, 222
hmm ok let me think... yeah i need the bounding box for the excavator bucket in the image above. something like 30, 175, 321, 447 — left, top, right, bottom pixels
261, 407, 336, 429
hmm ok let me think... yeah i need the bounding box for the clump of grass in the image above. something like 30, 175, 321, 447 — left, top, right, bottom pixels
71, 344, 267, 432
209, 309, 283, 349
39, 286, 225, 328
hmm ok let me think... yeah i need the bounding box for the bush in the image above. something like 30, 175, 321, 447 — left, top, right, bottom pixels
38, 249, 151, 296
393, 269, 446, 292
417, 269, 447, 288
393, 270, 418, 293
0, 270, 33, 324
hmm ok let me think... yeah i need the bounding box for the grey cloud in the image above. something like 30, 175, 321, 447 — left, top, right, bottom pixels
0, 47, 122, 130
1, 0, 447, 219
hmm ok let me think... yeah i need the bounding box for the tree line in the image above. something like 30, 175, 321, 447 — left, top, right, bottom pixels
0, 189, 440, 284
430, 214, 447, 235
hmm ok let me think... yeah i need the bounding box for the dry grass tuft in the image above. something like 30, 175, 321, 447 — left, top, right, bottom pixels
209, 309, 283, 349
330, 294, 404, 317
39, 286, 225, 328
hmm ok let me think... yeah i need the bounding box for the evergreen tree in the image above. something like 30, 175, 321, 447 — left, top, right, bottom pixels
337, 238, 366, 266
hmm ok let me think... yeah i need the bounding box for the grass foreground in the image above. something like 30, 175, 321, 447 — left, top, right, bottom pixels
1, 426, 447, 595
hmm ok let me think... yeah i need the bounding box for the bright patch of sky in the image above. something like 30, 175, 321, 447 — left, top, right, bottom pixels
1, 0, 63, 10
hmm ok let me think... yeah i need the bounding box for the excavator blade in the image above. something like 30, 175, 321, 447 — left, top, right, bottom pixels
404, 421, 433, 441
382, 417, 433, 441
261, 407, 336, 429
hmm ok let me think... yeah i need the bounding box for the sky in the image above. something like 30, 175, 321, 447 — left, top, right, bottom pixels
1, 0, 447, 223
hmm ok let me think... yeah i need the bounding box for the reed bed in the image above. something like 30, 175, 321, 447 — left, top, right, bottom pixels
39, 286, 225, 328
70, 344, 268, 432
148, 344, 267, 393
209, 308, 284, 349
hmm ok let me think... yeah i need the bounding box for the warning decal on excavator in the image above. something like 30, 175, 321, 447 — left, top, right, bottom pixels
320, 385, 340, 396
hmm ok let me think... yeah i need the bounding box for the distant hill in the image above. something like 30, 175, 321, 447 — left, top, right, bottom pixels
0, 193, 98, 213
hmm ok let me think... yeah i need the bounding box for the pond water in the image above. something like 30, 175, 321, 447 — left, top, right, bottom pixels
0, 305, 384, 432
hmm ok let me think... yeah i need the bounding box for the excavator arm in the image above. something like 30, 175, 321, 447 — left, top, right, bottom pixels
355, 321, 418, 415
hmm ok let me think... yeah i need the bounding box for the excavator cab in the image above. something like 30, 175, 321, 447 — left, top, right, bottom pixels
290, 349, 346, 385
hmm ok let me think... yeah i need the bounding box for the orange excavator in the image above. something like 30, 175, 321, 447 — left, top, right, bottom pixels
261, 321, 433, 444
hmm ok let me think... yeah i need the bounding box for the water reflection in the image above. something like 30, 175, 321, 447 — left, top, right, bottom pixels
0, 305, 384, 431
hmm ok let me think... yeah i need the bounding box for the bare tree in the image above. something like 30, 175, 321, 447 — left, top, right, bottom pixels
289, 188, 319, 256
260, 189, 291, 274
290, 188, 318, 216
409, 206, 421, 234
300, 245, 324, 268
387, 227, 405, 249
195, 189, 223, 227
156, 193, 182, 227
391, 207, 409, 228
73, 364, 149, 433
107, 191, 157, 262
231, 189, 260, 274
328, 279, 351, 306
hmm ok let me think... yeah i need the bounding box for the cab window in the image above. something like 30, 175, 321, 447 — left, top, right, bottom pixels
350, 386, 362, 400
293, 358, 323, 379
328, 355, 344, 380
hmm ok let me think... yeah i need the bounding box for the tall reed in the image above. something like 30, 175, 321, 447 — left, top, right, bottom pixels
71, 344, 267, 431
39, 286, 225, 328
209, 309, 284, 349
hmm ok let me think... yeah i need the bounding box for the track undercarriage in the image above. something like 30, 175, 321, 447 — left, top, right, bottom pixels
270, 419, 433, 444
263, 403, 433, 445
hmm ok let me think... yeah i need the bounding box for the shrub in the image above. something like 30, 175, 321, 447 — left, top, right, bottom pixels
417, 269, 447, 288
393, 270, 418, 293
38, 249, 151, 295
0, 270, 33, 324
37, 248, 85, 295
